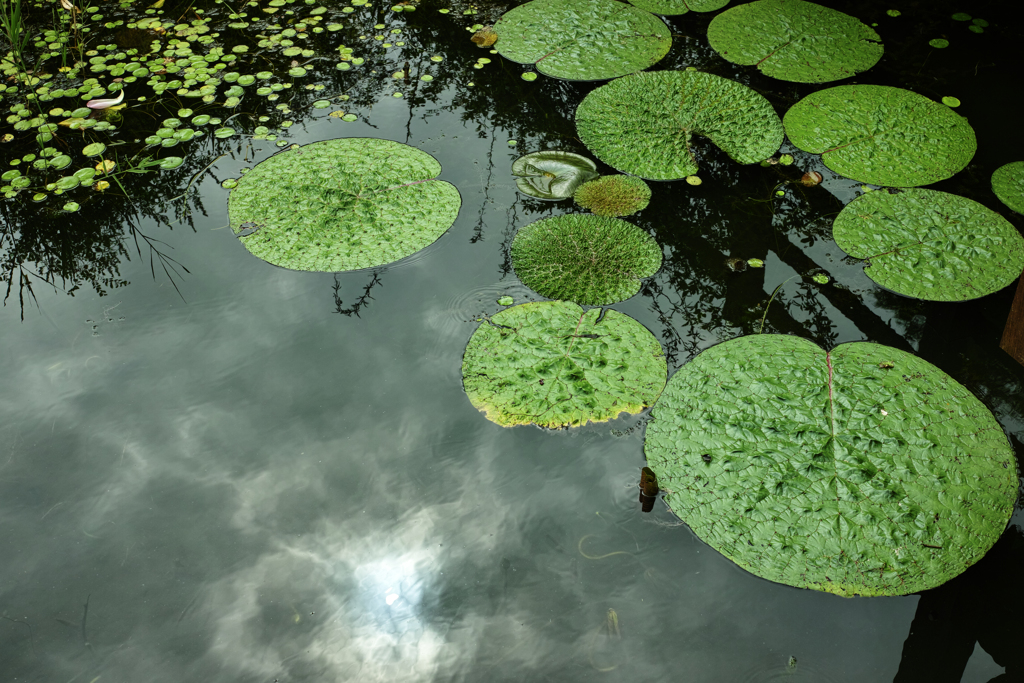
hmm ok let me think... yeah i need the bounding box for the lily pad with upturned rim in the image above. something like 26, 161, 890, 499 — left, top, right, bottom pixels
511, 214, 662, 305
228, 138, 461, 272
992, 161, 1024, 214
512, 151, 600, 200
832, 188, 1024, 301
462, 301, 667, 429
493, 0, 672, 81
644, 334, 1017, 597
625, 0, 729, 15
707, 0, 883, 83
575, 70, 783, 180
784, 85, 976, 187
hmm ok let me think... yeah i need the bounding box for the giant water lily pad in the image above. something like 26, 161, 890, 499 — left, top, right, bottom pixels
833, 189, 1024, 301
645, 335, 1017, 597
228, 138, 461, 271
575, 71, 784, 180
512, 151, 599, 200
992, 161, 1024, 214
511, 214, 662, 305
784, 85, 976, 187
707, 0, 882, 83
626, 0, 729, 15
493, 0, 672, 81
462, 301, 667, 428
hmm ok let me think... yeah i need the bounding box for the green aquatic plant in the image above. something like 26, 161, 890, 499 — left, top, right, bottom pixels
644, 334, 1018, 597
576, 70, 783, 180
625, 0, 729, 16
707, 0, 883, 83
493, 0, 672, 81
573, 175, 651, 217
511, 214, 662, 305
832, 188, 1024, 301
784, 85, 976, 187
228, 138, 461, 272
992, 161, 1024, 213
511, 151, 599, 200
461, 301, 667, 429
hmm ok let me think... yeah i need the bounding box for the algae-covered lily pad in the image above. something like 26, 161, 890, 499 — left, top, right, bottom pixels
574, 175, 652, 217
462, 301, 667, 428
784, 85, 976, 187
493, 0, 672, 81
992, 161, 1024, 214
511, 214, 662, 305
512, 151, 599, 200
707, 0, 882, 83
626, 0, 729, 16
228, 138, 461, 271
576, 70, 783, 180
832, 188, 1024, 301
644, 334, 1017, 597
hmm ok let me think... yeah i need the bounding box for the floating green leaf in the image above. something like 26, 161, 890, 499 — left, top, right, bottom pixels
833, 188, 1024, 301
228, 138, 461, 272
644, 334, 1017, 597
511, 151, 599, 200
929, 38, 949, 48
82, 142, 106, 157
573, 175, 651, 217
992, 162, 1024, 214
511, 214, 662, 305
493, 0, 672, 81
626, 0, 728, 15
784, 85, 976, 187
576, 71, 783, 180
707, 0, 882, 83
462, 301, 667, 429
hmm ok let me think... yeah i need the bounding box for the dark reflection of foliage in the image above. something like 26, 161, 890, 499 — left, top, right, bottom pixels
332, 270, 384, 318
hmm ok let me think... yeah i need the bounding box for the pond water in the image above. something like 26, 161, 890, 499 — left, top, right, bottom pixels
2, 0, 1023, 681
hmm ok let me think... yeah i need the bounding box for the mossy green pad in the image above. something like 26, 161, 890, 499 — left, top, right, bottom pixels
626, 0, 729, 16
992, 161, 1024, 214
229, 138, 460, 271
462, 301, 667, 428
645, 334, 1017, 597
574, 175, 652, 217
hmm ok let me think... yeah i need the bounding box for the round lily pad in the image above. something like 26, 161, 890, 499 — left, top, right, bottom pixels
228, 138, 461, 272
511, 214, 662, 305
493, 0, 672, 81
511, 151, 599, 200
462, 301, 667, 429
573, 175, 651, 217
992, 161, 1024, 214
833, 188, 1024, 301
708, 0, 882, 83
626, 0, 728, 15
644, 334, 1017, 597
576, 70, 784, 180
784, 85, 977, 187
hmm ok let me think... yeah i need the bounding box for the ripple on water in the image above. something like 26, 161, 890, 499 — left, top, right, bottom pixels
741, 657, 840, 683
427, 282, 540, 361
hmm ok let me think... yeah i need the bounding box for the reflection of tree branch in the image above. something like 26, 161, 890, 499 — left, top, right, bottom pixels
333, 270, 384, 318
127, 218, 191, 301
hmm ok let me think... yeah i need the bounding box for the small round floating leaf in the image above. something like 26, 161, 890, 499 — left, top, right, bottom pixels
511, 150, 599, 200
312, 99, 330, 108
158, 156, 184, 170
511, 214, 662, 305
341, 113, 357, 121
56, 175, 81, 190
929, 38, 949, 48
521, 72, 537, 81
952, 12, 971, 20
811, 273, 829, 284
942, 96, 961, 107
192, 114, 211, 125
886, 9, 900, 16
49, 154, 73, 170
63, 201, 81, 212
747, 258, 764, 268
228, 138, 461, 272
707, 0, 883, 83
834, 188, 1024, 301
784, 85, 976, 187
968, 25, 983, 33
462, 301, 667, 429
494, 0, 671, 81
222, 178, 238, 189
576, 71, 784, 180
237, 74, 256, 85
779, 154, 794, 166
644, 334, 1017, 597
214, 127, 236, 138
289, 67, 307, 77
686, 175, 702, 185
573, 175, 651, 217
497, 296, 514, 306
992, 162, 1024, 214
973, 18, 988, 27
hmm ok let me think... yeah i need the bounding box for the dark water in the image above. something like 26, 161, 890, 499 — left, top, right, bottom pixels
2, 0, 1023, 681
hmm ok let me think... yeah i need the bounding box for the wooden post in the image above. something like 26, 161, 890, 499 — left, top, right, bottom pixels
1000, 272, 1024, 366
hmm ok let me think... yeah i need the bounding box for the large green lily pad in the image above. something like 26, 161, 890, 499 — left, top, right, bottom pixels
626, 0, 729, 16
575, 71, 784, 180
493, 0, 672, 81
512, 151, 600, 200
833, 189, 1024, 301
228, 138, 461, 271
784, 85, 977, 187
645, 335, 1017, 597
707, 0, 883, 83
511, 214, 662, 305
462, 301, 667, 428
992, 161, 1024, 214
